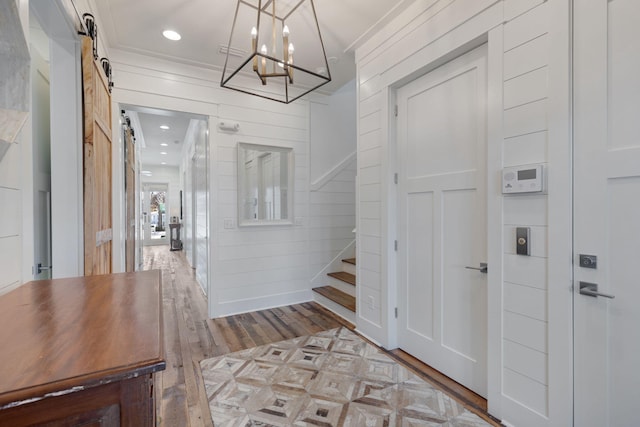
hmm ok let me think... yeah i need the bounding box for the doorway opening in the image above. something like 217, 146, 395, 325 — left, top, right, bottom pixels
120, 105, 209, 293
142, 184, 170, 246
29, 9, 52, 280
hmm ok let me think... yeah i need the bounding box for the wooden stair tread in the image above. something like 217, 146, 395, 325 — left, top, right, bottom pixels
328, 271, 355, 286
312, 286, 356, 312
342, 258, 356, 265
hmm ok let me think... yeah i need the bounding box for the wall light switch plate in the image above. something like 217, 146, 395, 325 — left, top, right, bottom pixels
224, 219, 234, 229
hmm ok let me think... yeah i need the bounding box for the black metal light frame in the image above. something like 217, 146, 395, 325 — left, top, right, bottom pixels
220, 0, 332, 104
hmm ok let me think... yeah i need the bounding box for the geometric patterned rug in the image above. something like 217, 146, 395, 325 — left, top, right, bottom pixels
200, 327, 492, 426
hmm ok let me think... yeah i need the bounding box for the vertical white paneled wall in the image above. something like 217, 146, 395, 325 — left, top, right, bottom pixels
0, 141, 23, 294
354, 0, 571, 425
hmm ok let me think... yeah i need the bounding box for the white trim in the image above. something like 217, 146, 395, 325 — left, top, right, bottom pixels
111, 102, 124, 273
345, 0, 418, 53
310, 151, 356, 191
381, 87, 396, 350
313, 295, 356, 324
546, 0, 573, 425
486, 24, 505, 419
39, 0, 84, 279
214, 290, 314, 318
310, 239, 356, 288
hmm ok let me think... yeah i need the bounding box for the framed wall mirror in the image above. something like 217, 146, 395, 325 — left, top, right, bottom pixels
238, 142, 294, 226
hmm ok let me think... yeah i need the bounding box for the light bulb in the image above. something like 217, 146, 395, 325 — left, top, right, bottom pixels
288, 43, 295, 54
282, 25, 290, 37
251, 27, 257, 39
261, 45, 268, 55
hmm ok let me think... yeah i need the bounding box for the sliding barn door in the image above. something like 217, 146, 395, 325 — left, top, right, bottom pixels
82, 36, 112, 275
124, 126, 136, 272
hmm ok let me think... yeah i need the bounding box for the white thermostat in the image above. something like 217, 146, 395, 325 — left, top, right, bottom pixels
502, 165, 545, 194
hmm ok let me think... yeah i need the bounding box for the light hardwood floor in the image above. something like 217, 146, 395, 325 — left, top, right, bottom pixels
144, 246, 501, 426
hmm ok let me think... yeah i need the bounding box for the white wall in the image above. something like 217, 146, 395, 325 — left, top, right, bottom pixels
309, 80, 357, 182
0, 140, 24, 294
308, 80, 357, 287
354, 0, 572, 426
109, 46, 356, 317
308, 158, 356, 284
1, 0, 29, 294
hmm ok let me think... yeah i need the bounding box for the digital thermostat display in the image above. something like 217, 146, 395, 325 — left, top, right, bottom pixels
518, 168, 537, 180
502, 165, 545, 194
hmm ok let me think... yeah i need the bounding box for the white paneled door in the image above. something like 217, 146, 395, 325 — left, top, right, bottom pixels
574, 1, 640, 425
397, 45, 488, 397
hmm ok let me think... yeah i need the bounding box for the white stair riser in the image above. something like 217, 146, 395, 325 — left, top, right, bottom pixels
328, 276, 355, 297
342, 262, 356, 275
313, 293, 356, 324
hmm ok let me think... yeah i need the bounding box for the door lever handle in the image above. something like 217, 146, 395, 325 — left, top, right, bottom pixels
465, 262, 488, 273
36, 263, 52, 275
579, 281, 615, 299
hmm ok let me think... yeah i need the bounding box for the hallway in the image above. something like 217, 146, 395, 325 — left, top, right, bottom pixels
144, 246, 500, 426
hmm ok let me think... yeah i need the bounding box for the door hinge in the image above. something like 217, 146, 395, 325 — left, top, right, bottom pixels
395, 307, 398, 318
394, 173, 398, 184
394, 105, 398, 117
394, 240, 398, 251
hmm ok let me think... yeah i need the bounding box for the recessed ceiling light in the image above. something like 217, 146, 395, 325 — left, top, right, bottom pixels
141, 170, 152, 175
161, 162, 167, 165
160, 143, 169, 147
160, 125, 170, 130
160, 152, 168, 155
162, 30, 181, 41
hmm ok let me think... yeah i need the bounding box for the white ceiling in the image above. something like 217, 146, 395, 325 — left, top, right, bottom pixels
94, 0, 413, 92
123, 105, 202, 168
109, 1, 412, 168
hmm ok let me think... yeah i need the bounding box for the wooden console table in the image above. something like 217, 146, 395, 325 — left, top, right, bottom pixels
0, 270, 165, 426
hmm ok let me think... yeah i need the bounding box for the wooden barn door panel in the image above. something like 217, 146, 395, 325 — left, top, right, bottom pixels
82, 36, 112, 276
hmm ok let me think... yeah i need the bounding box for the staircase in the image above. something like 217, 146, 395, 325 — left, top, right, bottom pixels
312, 258, 356, 323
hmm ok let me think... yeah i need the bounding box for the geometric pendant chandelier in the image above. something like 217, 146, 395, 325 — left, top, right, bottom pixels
221, 0, 331, 104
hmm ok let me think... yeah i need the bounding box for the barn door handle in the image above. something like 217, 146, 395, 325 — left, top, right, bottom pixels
465, 262, 488, 273
37, 263, 52, 275
579, 281, 615, 299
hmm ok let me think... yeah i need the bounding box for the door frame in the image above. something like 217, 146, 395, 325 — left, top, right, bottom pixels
29, 0, 84, 279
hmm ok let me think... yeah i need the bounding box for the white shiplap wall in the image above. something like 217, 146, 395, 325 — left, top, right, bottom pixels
501, 2, 550, 421
0, 142, 23, 294
214, 100, 311, 314
110, 48, 356, 318
309, 158, 356, 284
1, 1, 28, 294
354, 0, 571, 425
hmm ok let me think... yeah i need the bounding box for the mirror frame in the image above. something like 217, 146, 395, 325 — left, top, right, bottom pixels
237, 142, 294, 227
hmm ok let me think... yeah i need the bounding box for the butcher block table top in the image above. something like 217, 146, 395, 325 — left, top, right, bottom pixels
0, 270, 165, 409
